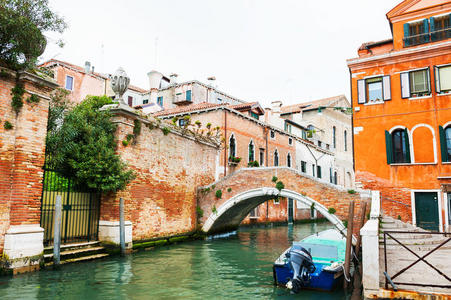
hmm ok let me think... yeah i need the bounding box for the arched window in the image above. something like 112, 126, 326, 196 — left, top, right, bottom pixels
344, 130, 347, 151
274, 150, 279, 166
334, 172, 337, 185
333, 126, 336, 149
248, 140, 254, 162
392, 129, 410, 163
446, 127, 451, 162
229, 135, 236, 158
287, 153, 291, 168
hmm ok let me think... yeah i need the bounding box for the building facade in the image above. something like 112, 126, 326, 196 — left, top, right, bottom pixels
265, 95, 353, 188
347, 0, 451, 232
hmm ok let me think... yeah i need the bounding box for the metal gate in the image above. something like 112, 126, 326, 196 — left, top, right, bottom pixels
40, 168, 100, 246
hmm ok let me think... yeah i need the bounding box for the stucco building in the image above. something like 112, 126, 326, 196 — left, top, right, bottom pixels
347, 0, 451, 232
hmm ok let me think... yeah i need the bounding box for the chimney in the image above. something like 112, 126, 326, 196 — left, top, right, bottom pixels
84, 61, 91, 73
169, 73, 178, 85
147, 70, 163, 90
207, 76, 216, 88
271, 100, 283, 113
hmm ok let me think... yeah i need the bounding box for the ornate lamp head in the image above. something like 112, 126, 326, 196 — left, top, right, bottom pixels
110, 67, 130, 105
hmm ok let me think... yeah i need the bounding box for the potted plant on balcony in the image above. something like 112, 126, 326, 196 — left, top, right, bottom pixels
228, 156, 242, 165
247, 160, 260, 168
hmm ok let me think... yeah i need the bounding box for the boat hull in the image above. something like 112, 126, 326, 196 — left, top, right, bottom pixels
273, 262, 343, 292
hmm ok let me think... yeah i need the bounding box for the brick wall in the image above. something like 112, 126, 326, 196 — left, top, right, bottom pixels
100, 110, 218, 241
0, 70, 56, 252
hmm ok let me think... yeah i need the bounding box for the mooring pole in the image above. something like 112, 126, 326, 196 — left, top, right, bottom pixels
354, 201, 367, 258
344, 200, 354, 289
53, 195, 63, 267
119, 197, 126, 256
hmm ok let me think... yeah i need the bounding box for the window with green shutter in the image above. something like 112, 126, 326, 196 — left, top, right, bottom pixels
439, 125, 451, 163
388, 129, 411, 164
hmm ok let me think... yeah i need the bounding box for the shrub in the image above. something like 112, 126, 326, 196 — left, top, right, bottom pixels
328, 207, 336, 214
26, 94, 40, 104
161, 127, 170, 135
126, 133, 134, 142
122, 140, 129, 147
272, 176, 278, 183
133, 119, 142, 136
215, 190, 222, 199
229, 156, 242, 163
211, 184, 216, 190
196, 206, 204, 218
212, 205, 217, 214
343, 220, 348, 228
275, 181, 284, 191
347, 189, 356, 194
4, 121, 13, 130
227, 187, 232, 192
397, 215, 401, 220
247, 160, 259, 167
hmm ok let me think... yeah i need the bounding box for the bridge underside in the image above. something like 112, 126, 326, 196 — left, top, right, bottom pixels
207, 195, 274, 234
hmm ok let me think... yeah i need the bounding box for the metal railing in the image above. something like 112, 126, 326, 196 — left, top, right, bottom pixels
404, 28, 451, 47
383, 231, 451, 290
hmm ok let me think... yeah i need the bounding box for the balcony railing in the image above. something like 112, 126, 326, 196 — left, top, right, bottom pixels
404, 28, 451, 47
173, 93, 192, 104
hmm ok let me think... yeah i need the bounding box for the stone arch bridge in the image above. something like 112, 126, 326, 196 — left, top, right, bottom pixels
197, 167, 371, 235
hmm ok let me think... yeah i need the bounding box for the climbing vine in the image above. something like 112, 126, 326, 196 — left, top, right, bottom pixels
11, 81, 25, 114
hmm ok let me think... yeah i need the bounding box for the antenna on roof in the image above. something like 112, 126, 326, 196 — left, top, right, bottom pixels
207, 76, 216, 88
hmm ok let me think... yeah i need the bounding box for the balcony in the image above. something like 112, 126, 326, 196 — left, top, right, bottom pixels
403, 28, 450, 47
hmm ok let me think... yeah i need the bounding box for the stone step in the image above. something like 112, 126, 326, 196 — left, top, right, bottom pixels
45, 253, 109, 267
44, 241, 101, 254
379, 232, 432, 239
379, 236, 449, 247
44, 246, 105, 262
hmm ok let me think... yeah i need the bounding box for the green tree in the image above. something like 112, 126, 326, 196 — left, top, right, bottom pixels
46, 95, 135, 192
0, 0, 66, 70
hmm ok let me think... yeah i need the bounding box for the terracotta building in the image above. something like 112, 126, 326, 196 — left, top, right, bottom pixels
347, 0, 451, 231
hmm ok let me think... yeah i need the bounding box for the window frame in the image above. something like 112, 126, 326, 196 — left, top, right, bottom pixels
229, 134, 236, 159
157, 96, 164, 107
287, 153, 292, 168
142, 99, 149, 104
270, 130, 275, 140
435, 64, 451, 94
65, 75, 74, 91
288, 137, 293, 146
400, 67, 431, 99
248, 140, 255, 163
301, 161, 306, 173
274, 149, 279, 166
365, 76, 384, 102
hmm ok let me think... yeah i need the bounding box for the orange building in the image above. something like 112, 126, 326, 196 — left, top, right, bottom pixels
347, 0, 451, 232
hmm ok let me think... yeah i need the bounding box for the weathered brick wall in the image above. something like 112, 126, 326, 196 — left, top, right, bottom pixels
198, 167, 369, 232
100, 111, 218, 241
0, 70, 56, 252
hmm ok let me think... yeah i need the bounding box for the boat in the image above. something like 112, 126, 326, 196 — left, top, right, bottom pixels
273, 228, 347, 293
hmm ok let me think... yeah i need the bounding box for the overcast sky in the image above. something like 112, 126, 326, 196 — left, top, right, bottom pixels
41, 0, 398, 107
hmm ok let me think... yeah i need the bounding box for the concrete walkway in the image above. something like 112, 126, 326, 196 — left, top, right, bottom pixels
379, 217, 451, 295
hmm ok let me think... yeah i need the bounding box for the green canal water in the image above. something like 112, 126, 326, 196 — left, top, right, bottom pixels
0, 222, 350, 299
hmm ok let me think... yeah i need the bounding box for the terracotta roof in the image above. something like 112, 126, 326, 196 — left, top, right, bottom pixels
230, 101, 265, 115
152, 102, 223, 117
280, 95, 347, 114
128, 84, 148, 93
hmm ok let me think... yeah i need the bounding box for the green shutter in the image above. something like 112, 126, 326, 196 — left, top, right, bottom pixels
385, 130, 393, 164
404, 128, 411, 163
423, 18, 429, 43
439, 126, 448, 162
403, 23, 410, 46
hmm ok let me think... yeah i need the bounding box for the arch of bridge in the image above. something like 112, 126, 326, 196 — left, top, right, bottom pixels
197, 167, 368, 235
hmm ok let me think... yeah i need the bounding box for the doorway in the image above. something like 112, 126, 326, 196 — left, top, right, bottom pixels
414, 192, 439, 231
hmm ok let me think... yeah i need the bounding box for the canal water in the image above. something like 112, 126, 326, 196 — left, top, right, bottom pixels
0, 222, 349, 299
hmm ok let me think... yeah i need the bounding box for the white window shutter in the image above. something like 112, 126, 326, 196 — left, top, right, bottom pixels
357, 79, 365, 104
435, 66, 441, 93
383, 75, 391, 101
401, 72, 410, 98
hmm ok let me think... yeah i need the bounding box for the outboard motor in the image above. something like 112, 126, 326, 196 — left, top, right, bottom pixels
285, 246, 315, 294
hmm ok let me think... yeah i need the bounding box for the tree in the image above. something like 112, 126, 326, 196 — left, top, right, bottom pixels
0, 0, 66, 70
46, 95, 135, 193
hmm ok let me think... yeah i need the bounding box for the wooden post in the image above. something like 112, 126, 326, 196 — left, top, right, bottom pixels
53, 195, 63, 267
354, 201, 368, 258
344, 200, 355, 289
119, 197, 126, 256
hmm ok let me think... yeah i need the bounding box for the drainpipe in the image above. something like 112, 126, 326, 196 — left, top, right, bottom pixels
348, 67, 355, 173
265, 126, 269, 220
224, 109, 227, 177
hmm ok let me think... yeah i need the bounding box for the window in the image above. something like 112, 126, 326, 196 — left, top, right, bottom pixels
248, 140, 254, 162
329, 168, 333, 183
317, 166, 321, 178
178, 119, 186, 127
249, 206, 259, 218
401, 68, 430, 98
274, 150, 279, 166
318, 141, 322, 148
157, 96, 163, 107
284, 122, 292, 133
128, 96, 133, 106
312, 164, 315, 177
186, 90, 192, 101
288, 138, 293, 146
332, 126, 336, 148
334, 172, 337, 185
357, 76, 391, 103
439, 125, 451, 162
301, 161, 306, 173
270, 130, 275, 139
229, 135, 236, 158
287, 153, 291, 168
65, 75, 74, 90
435, 65, 451, 94
259, 148, 264, 166
431, 15, 450, 42
326, 144, 330, 150
344, 130, 347, 152
250, 112, 259, 120
217, 98, 222, 103
385, 129, 411, 164
273, 198, 280, 205
143, 99, 149, 104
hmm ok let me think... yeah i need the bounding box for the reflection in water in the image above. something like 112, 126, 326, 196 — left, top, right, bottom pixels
0, 222, 346, 299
